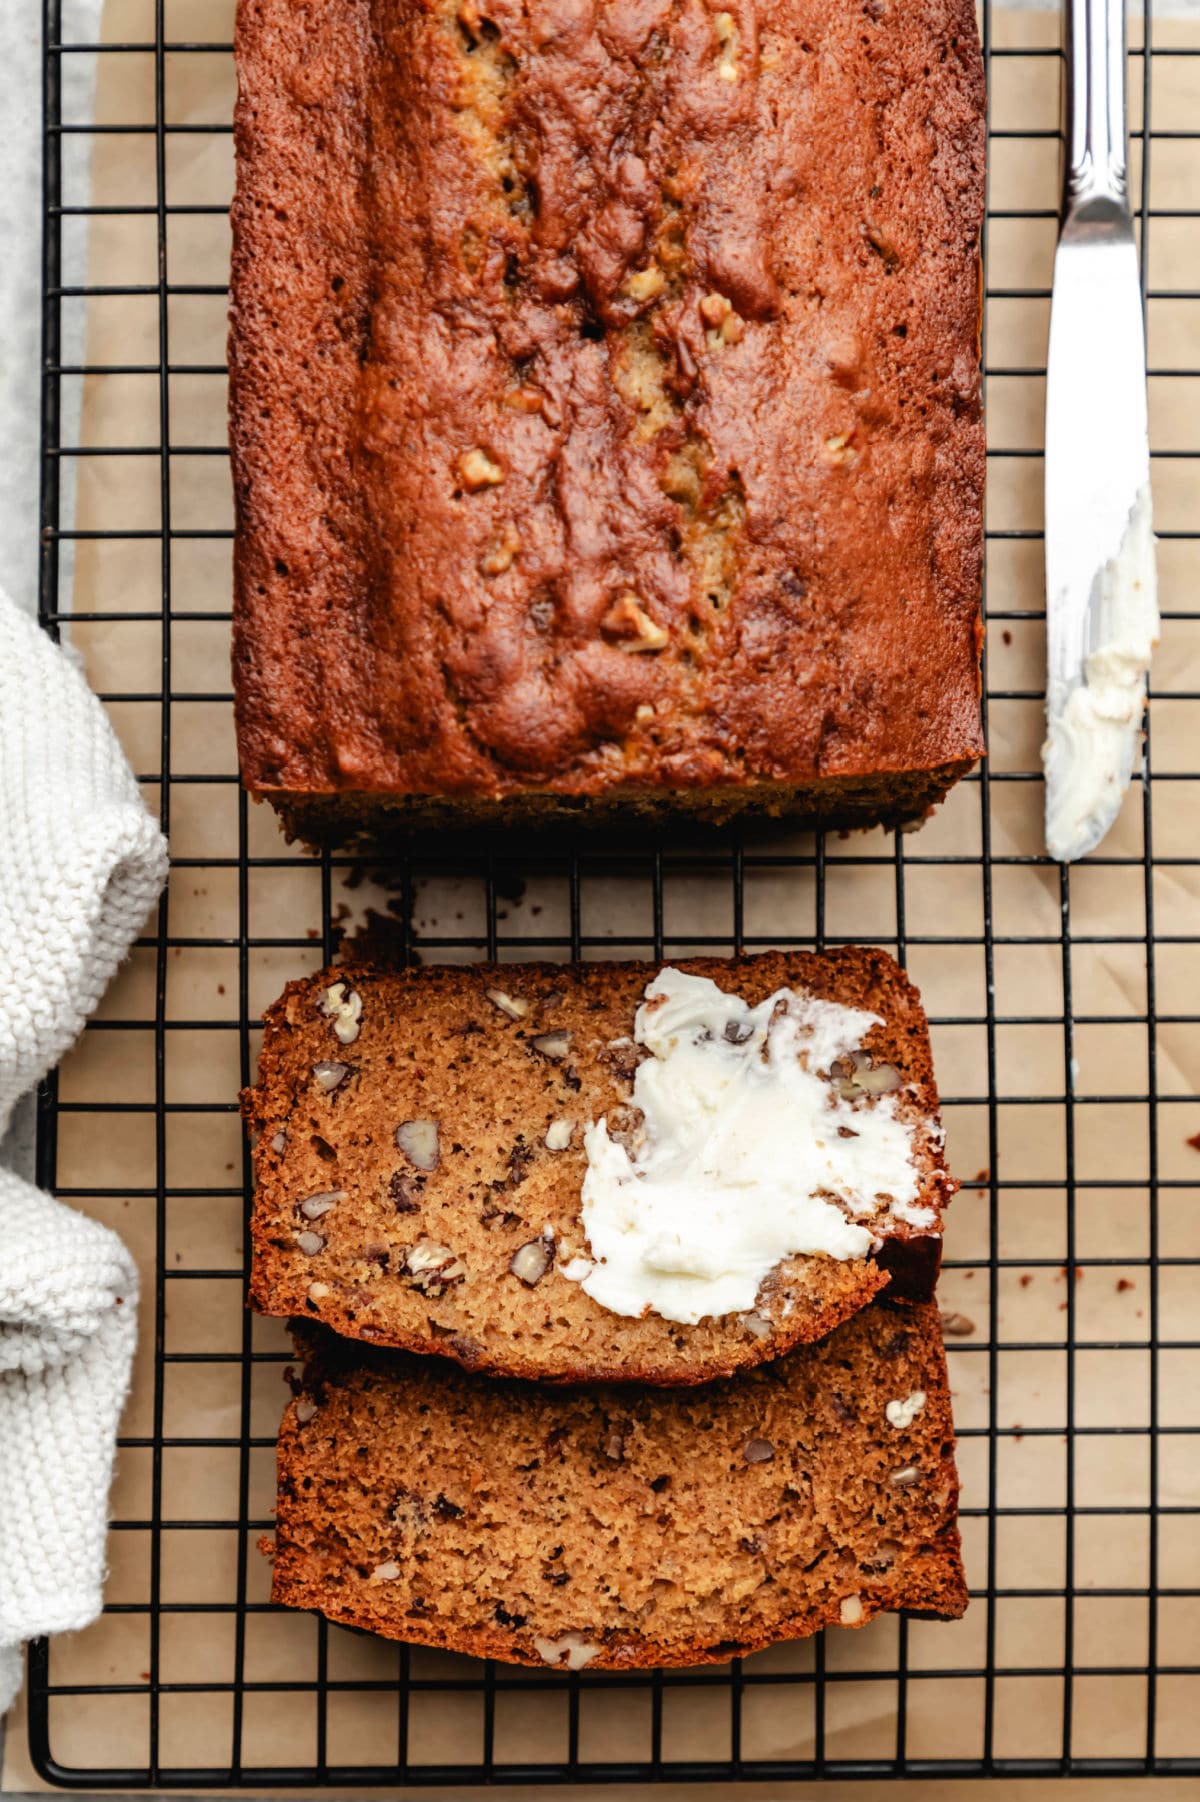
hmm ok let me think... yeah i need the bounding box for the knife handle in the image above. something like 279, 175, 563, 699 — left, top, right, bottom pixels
1064, 0, 1130, 216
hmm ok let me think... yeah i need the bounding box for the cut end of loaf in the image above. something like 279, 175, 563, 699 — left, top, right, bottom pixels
250, 763, 977, 852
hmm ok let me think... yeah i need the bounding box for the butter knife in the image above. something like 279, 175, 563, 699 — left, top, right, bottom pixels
1042, 0, 1158, 863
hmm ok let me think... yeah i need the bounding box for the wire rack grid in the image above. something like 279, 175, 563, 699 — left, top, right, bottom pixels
21, 0, 1200, 1786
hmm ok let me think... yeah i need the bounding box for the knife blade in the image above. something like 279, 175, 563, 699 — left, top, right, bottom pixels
1042, 0, 1158, 864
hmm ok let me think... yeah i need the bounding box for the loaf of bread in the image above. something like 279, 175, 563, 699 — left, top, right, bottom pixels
272, 1301, 966, 1668
229, 0, 986, 844
245, 950, 955, 1384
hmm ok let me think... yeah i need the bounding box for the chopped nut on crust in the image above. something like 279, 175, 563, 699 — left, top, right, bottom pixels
839, 1594, 865, 1626
602, 593, 669, 653
715, 11, 741, 79
623, 265, 664, 304
823, 430, 859, 467
703, 296, 745, 348
458, 448, 504, 489
544, 1117, 573, 1151
531, 1030, 573, 1062
480, 523, 520, 576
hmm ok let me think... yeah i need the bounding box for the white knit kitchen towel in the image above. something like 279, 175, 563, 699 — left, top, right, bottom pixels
0, 587, 168, 1711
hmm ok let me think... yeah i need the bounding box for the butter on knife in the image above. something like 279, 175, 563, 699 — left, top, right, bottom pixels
1042, 483, 1158, 864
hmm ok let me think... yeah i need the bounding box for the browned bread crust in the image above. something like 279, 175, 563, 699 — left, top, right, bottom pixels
271, 1300, 967, 1668
229, 0, 986, 844
245, 949, 955, 1384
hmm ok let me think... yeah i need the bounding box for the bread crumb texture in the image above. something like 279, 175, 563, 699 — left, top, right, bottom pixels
272, 1300, 967, 1667
229, 0, 986, 839
245, 949, 956, 1383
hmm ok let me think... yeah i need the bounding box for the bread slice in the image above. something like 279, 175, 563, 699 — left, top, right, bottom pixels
271, 1300, 966, 1669
245, 949, 955, 1384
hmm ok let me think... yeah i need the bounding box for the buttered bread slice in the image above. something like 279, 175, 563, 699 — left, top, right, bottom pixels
245, 949, 954, 1384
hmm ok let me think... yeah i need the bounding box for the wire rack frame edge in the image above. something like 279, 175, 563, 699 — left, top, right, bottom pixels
25, 0, 1200, 1785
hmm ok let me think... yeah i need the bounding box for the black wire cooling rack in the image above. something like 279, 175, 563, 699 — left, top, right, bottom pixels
24, 0, 1200, 1786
